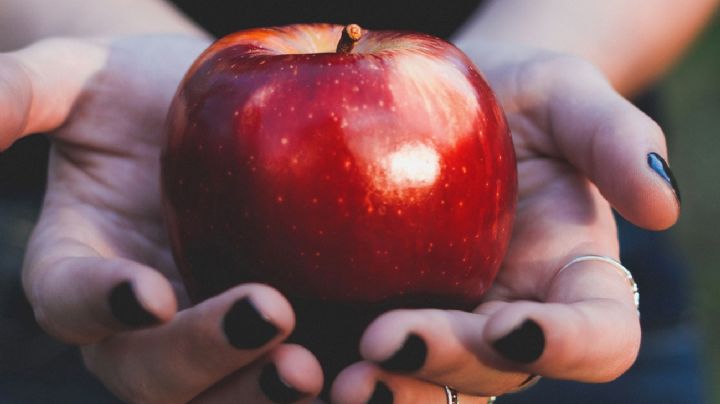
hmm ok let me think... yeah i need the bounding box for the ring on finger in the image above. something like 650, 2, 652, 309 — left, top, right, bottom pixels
444, 385, 459, 404
557, 255, 639, 315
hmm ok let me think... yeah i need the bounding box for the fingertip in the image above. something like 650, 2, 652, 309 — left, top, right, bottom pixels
269, 344, 324, 398
549, 78, 681, 231
241, 283, 296, 334
642, 151, 681, 229
108, 281, 162, 327
207, 284, 296, 351
30, 257, 177, 344
482, 302, 548, 363
482, 298, 640, 381
376, 334, 428, 373
220, 298, 280, 351
117, 269, 178, 325
482, 304, 523, 347
199, 283, 296, 353
490, 319, 546, 365
605, 149, 679, 231
359, 309, 416, 363
331, 362, 378, 404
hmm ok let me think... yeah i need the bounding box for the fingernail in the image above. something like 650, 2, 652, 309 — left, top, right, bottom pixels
108, 281, 159, 326
367, 381, 393, 404
259, 363, 304, 403
647, 152, 681, 203
379, 333, 427, 372
223, 297, 278, 349
492, 319, 545, 363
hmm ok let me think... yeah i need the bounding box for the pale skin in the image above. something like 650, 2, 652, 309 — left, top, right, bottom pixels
0, 0, 716, 402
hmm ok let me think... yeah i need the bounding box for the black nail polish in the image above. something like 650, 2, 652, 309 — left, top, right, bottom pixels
367, 382, 393, 404
108, 281, 159, 326
222, 298, 278, 349
259, 363, 304, 403
648, 152, 681, 203
492, 319, 545, 363
379, 333, 427, 372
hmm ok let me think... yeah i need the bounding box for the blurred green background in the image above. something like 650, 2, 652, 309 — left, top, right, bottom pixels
662, 11, 720, 403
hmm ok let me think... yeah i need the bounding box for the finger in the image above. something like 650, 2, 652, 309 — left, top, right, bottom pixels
83, 283, 295, 404
191, 344, 323, 403
22, 198, 178, 344
480, 258, 641, 382
358, 257, 639, 389
533, 57, 680, 229
358, 309, 529, 396
332, 362, 491, 404
23, 255, 176, 344
0, 38, 108, 149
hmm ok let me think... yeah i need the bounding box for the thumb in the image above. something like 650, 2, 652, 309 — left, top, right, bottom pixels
0, 38, 108, 149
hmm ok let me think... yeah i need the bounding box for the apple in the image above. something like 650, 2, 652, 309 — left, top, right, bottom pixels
162, 23, 516, 379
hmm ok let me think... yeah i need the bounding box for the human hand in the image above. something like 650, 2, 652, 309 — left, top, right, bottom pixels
1, 36, 324, 403
330, 42, 680, 403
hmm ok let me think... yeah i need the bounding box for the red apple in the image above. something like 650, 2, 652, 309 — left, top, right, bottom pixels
162, 23, 516, 311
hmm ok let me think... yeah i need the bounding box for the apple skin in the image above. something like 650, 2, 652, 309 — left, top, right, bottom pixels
162, 24, 517, 311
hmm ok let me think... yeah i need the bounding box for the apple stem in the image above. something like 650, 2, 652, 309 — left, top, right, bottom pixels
336, 24, 362, 54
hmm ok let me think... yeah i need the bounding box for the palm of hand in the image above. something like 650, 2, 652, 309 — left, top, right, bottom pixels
332, 50, 676, 402
37, 36, 207, 301
483, 57, 619, 306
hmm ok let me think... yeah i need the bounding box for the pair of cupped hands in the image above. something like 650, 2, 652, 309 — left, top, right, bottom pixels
0, 33, 679, 403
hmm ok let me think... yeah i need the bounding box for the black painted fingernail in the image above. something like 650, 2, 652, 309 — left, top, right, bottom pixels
379, 333, 427, 372
367, 381, 393, 404
108, 281, 159, 326
259, 363, 304, 403
492, 319, 545, 363
648, 152, 681, 203
223, 298, 278, 349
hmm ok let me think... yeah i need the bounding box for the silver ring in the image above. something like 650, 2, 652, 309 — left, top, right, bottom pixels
444, 385, 459, 404
557, 255, 639, 315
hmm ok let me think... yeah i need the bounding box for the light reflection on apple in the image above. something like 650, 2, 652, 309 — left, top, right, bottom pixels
382, 142, 440, 190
